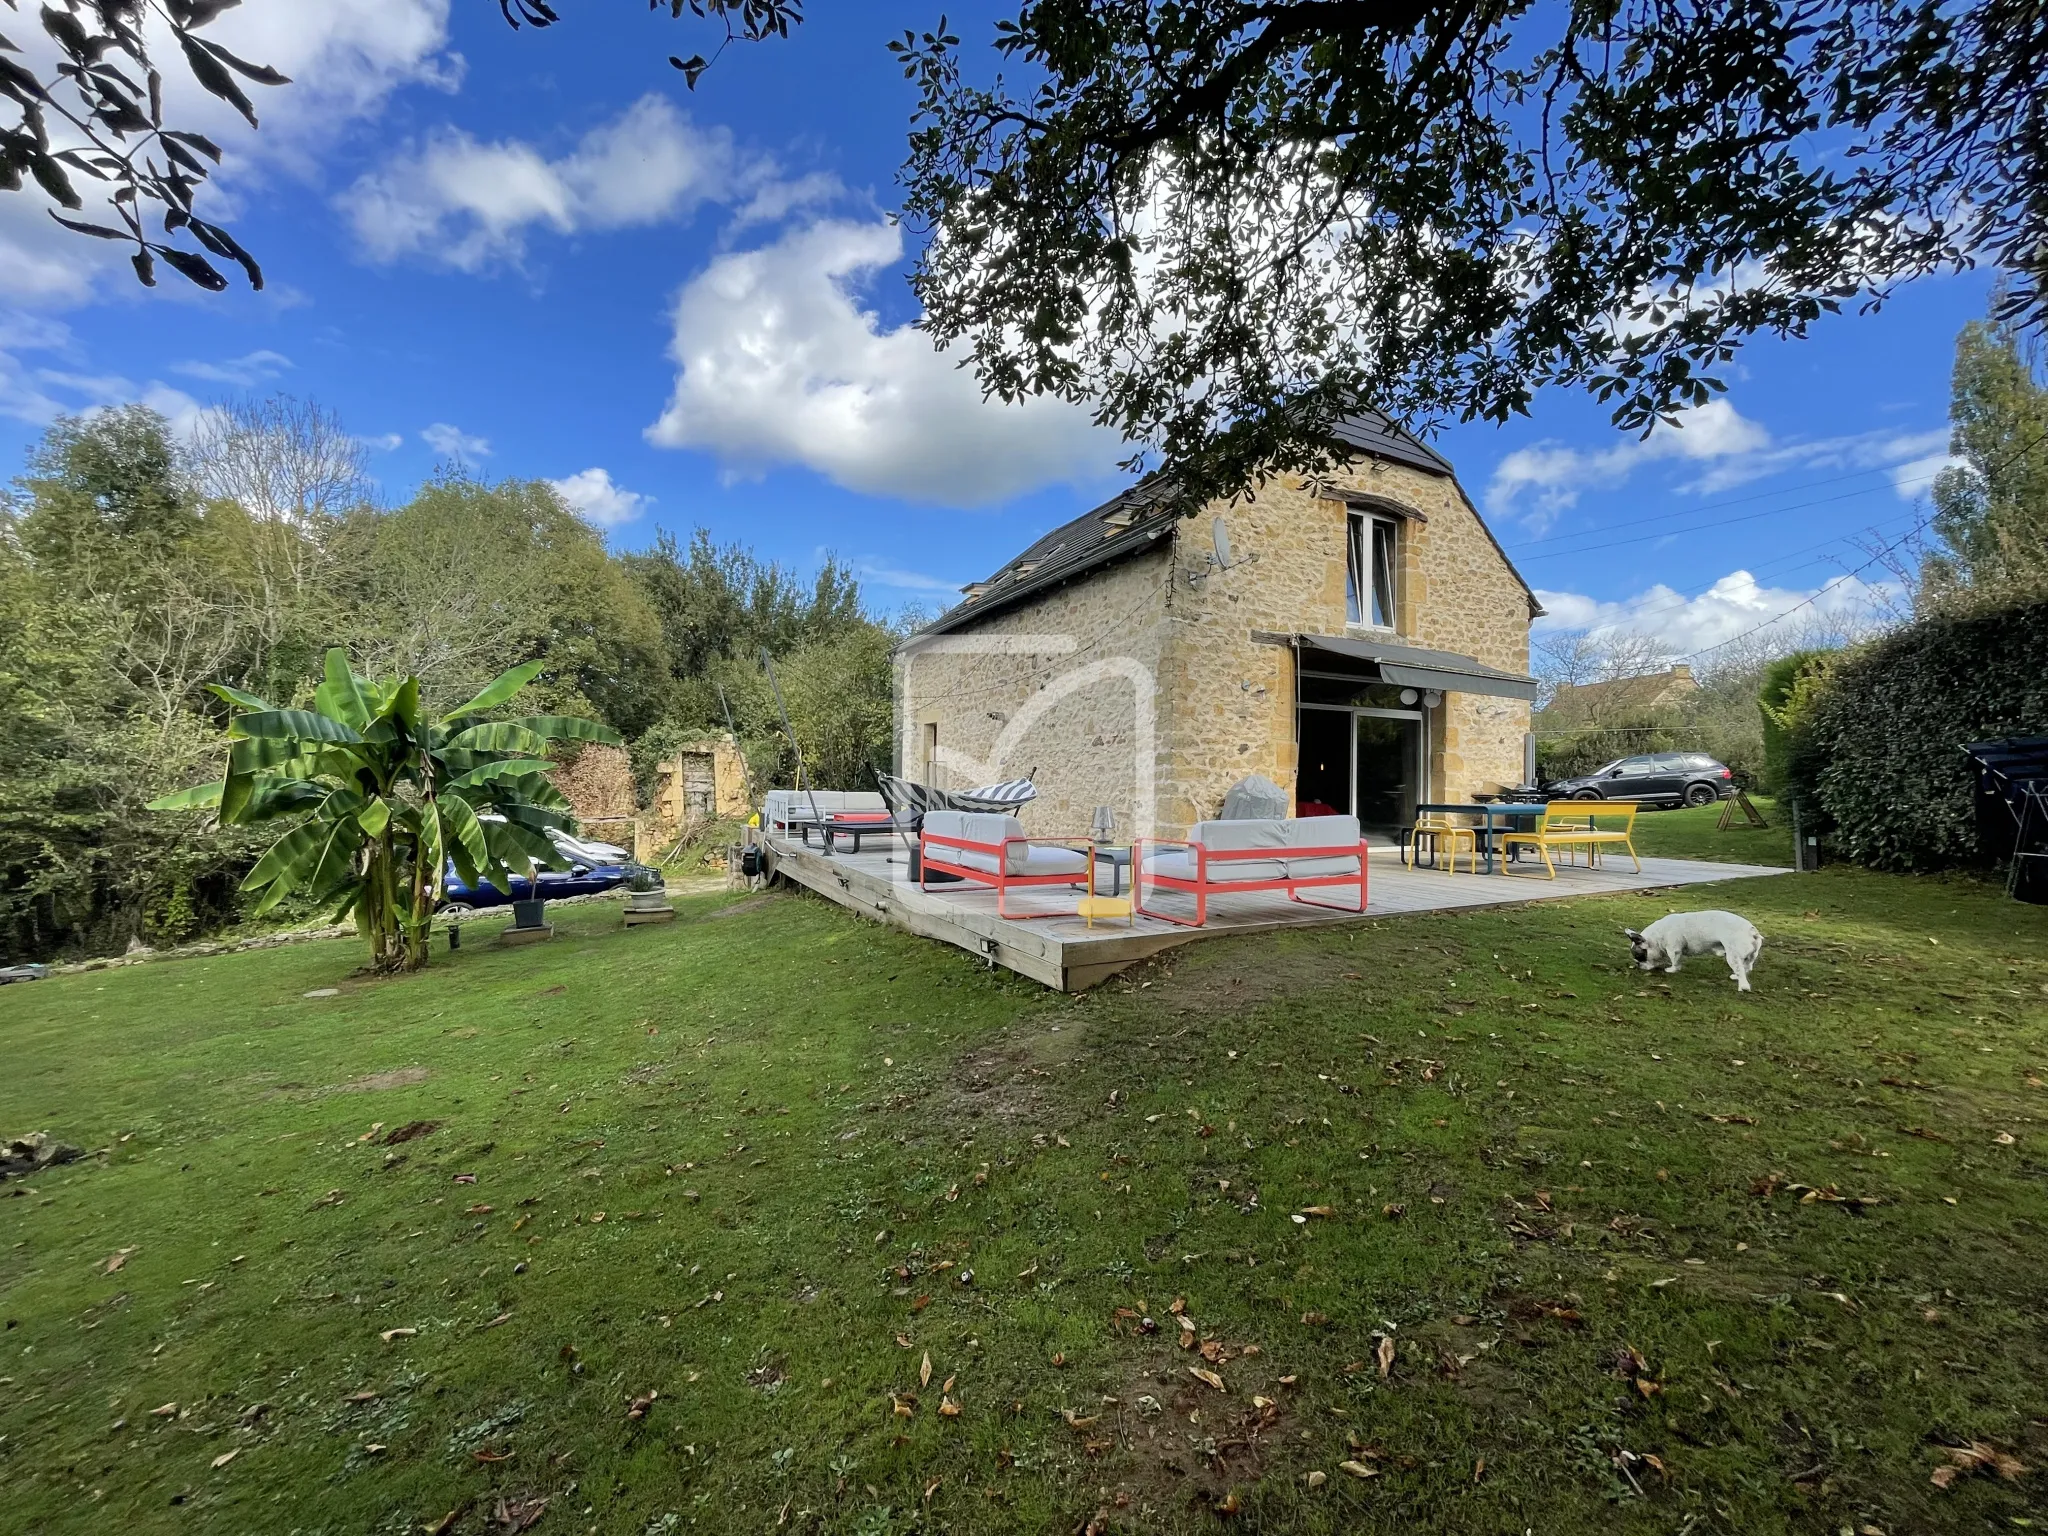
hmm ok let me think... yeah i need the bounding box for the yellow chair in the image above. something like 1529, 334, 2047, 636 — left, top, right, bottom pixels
1406, 814, 1478, 873
1501, 802, 1642, 878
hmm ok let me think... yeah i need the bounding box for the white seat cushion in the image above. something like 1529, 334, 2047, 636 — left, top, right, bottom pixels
1141, 849, 1281, 884
1184, 817, 1289, 882
1281, 816, 1361, 877
1286, 854, 1362, 878
924, 809, 1082, 877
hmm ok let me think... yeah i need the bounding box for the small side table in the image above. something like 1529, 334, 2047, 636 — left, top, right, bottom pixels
1090, 845, 1134, 897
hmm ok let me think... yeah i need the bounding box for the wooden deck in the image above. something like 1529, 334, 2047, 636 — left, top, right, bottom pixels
762, 835, 1788, 990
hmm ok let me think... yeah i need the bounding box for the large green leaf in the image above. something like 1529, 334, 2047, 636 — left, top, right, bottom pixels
358, 797, 391, 839
502, 715, 623, 747
446, 758, 554, 792
313, 649, 370, 731
240, 817, 337, 896
446, 721, 548, 756
146, 781, 223, 812
239, 776, 330, 822
439, 795, 493, 887
207, 682, 275, 712
232, 708, 365, 746
482, 815, 560, 876
380, 676, 422, 735
439, 659, 545, 724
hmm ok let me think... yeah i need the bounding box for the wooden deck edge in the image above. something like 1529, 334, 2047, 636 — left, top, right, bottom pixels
763, 837, 1791, 992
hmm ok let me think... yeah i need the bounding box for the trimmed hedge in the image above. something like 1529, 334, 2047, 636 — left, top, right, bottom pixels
1791, 600, 2048, 871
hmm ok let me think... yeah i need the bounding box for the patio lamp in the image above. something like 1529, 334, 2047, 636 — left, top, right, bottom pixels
1091, 805, 1116, 844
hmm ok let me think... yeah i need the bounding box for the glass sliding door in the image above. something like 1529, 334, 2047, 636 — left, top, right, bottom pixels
1296, 706, 1353, 816
1296, 696, 1427, 838
1354, 712, 1422, 836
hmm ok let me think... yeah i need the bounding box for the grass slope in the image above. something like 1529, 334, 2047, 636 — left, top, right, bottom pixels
2, 848, 2043, 1535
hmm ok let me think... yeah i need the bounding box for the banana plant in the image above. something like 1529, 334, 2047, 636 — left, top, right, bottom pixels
149, 648, 619, 972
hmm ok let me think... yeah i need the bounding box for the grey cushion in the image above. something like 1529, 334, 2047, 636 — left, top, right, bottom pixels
924, 810, 1086, 878
1219, 773, 1289, 820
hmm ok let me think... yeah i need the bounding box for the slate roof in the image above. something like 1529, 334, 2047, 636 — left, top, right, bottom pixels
908, 410, 1473, 640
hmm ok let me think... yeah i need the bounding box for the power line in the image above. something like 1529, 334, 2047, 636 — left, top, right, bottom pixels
1515, 469, 1944, 563
1505, 444, 1948, 553
1673, 427, 2048, 661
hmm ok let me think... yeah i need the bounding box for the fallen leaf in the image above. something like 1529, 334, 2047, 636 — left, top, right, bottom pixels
103, 1247, 137, 1274
150, 1402, 176, 1418
1301, 1311, 1328, 1326
453, 1173, 477, 1185
1188, 1366, 1227, 1392
379, 1327, 417, 1343
626, 1390, 657, 1421
1339, 1459, 1379, 1480
1994, 1131, 2017, 1146
939, 1395, 961, 1417
1214, 1490, 1241, 1514
1062, 1409, 1099, 1429
1376, 1335, 1396, 1379
210, 1449, 239, 1470
920, 1352, 933, 1388
492, 1494, 549, 1533
1306, 1470, 1327, 1488
466, 1203, 494, 1215
1931, 1441, 2029, 1488
1298, 1205, 1336, 1218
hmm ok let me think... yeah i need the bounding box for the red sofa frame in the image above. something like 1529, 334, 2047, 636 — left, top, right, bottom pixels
1132, 834, 1370, 928
919, 826, 1098, 919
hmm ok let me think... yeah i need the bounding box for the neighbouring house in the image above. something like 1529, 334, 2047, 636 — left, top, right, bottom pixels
1547, 663, 1702, 722
895, 412, 1543, 843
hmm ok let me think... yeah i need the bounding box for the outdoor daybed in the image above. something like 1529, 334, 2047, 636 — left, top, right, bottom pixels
918, 809, 1094, 918
1135, 815, 1370, 927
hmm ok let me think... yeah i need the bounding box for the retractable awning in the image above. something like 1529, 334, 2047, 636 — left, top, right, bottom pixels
1295, 633, 1539, 701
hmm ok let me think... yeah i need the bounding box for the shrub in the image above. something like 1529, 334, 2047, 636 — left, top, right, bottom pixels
1789, 601, 2048, 870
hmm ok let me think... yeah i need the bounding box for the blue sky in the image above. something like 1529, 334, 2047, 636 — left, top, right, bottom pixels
0, 1, 1995, 658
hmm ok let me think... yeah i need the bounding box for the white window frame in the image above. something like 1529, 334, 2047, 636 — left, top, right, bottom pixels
1345, 511, 1398, 631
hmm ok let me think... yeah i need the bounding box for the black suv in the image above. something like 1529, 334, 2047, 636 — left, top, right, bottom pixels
1545, 752, 1734, 808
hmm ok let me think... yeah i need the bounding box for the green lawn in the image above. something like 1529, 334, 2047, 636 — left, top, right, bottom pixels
1629, 795, 1794, 867
3, 855, 2044, 1534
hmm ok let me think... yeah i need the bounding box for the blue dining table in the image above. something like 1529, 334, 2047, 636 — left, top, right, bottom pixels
1414, 802, 1550, 875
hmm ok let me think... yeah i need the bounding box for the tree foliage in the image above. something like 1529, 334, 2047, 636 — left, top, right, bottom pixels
150, 650, 617, 972
1926, 311, 2048, 608
0, 0, 801, 292
0, 399, 896, 963
1786, 601, 2048, 871
895, 0, 2048, 503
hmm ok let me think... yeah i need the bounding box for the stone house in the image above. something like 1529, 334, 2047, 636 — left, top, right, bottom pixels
1547, 663, 1702, 722
894, 413, 1542, 842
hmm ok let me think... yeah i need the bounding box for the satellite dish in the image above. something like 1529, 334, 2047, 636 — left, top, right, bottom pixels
1211, 516, 1234, 569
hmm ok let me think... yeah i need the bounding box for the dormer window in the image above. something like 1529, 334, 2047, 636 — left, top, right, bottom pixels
1101, 506, 1139, 530
1345, 512, 1397, 629
1014, 559, 1041, 577
961, 581, 991, 601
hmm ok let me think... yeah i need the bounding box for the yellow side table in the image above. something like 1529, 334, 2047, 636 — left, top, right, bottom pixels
1074, 894, 1133, 929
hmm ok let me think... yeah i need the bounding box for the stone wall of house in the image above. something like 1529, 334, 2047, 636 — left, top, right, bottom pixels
1154, 459, 1535, 830
895, 543, 1174, 839
896, 455, 1534, 841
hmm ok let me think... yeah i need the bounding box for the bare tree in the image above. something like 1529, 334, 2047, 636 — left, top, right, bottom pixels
188, 395, 371, 530
187, 394, 371, 656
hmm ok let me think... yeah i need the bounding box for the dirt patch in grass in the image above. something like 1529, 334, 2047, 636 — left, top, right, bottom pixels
333, 1066, 429, 1093
705, 894, 777, 921
936, 1012, 1091, 1127
1082, 1337, 1293, 1522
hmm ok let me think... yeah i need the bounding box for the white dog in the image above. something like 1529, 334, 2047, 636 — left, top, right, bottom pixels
1624, 911, 1765, 992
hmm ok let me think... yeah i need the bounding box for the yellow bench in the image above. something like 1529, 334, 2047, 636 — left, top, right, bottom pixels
1501, 802, 1642, 878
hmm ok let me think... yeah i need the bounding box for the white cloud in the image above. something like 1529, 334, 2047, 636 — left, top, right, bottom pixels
850, 558, 971, 596
364, 432, 406, 452
421, 422, 490, 462
1487, 400, 1952, 532
646, 216, 1119, 505
171, 349, 294, 387
0, 0, 460, 306
340, 95, 739, 271
1487, 400, 1770, 530
547, 467, 649, 529
1535, 568, 1897, 654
